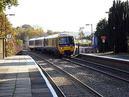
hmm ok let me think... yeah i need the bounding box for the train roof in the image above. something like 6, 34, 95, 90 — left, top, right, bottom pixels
29, 33, 73, 41
29, 37, 44, 41
45, 33, 73, 39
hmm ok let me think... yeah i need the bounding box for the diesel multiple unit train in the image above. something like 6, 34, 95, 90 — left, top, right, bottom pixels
29, 34, 75, 56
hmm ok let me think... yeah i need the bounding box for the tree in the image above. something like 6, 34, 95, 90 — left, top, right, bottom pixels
0, 0, 19, 56
0, 12, 14, 37
108, 0, 129, 53
0, 12, 19, 56
95, 0, 129, 53
0, 0, 18, 13
16, 25, 44, 44
95, 18, 108, 52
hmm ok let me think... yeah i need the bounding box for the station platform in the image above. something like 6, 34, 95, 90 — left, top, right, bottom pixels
80, 52, 129, 62
0, 55, 57, 97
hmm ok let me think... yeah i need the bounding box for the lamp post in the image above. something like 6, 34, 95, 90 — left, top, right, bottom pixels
5, 13, 15, 57
0, 15, 2, 35
86, 24, 93, 35
5, 14, 15, 30
4, 14, 15, 36
86, 24, 98, 53
85, 24, 94, 45
105, 11, 112, 17
77, 27, 83, 55
75, 27, 84, 55
79, 27, 85, 39
105, 11, 115, 53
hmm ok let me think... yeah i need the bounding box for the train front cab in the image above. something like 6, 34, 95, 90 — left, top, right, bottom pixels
58, 36, 75, 56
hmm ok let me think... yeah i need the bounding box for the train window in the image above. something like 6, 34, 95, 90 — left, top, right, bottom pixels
69, 37, 74, 44
52, 38, 56, 47
35, 40, 42, 46
48, 39, 52, 46
29, 41, 34, 45
59, 37, 74, 45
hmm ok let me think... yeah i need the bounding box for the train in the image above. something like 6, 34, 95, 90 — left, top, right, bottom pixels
29, 33, 75, 57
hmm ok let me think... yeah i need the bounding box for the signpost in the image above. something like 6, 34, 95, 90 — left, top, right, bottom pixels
101, 36, 106, 43
0, 38, 5, 59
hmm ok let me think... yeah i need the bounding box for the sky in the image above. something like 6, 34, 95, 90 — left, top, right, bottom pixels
6, 0, 127, 35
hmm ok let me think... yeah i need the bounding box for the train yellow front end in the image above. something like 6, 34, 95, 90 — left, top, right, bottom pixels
58, 36, 75, 56
58, 45, 75, 56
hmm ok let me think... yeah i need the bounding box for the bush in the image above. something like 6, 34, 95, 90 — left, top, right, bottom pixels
6, 39, 23, 56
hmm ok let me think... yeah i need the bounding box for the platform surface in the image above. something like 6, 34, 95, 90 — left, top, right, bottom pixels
0, 55, 55, 97
81, 52, 129, 62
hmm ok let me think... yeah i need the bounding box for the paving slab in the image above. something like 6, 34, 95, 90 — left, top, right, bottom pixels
0, 55, 55, 97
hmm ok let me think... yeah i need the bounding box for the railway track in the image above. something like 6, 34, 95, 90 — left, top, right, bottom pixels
79, 54, 129, 72
24, 51, 129, 97
28, 52, 103, 97
64, 57, 129, 83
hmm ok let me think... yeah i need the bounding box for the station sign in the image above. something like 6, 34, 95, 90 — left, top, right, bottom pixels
101, 36, 106, 43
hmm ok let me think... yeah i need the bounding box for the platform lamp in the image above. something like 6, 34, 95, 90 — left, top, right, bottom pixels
85, 24, 94, 45
85, 24, 93, 35
5, 14, 15, 57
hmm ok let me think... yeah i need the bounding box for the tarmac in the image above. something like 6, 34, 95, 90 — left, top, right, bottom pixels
0, 55, 56, 97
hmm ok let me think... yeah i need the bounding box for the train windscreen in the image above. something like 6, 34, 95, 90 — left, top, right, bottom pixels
59, 37, 74, 45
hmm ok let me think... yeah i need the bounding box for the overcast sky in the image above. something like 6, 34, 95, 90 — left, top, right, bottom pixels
6, 0, 127, 34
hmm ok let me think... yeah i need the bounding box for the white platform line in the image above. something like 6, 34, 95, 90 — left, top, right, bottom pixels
29, 57, 58, 97
82, 53, 129, 62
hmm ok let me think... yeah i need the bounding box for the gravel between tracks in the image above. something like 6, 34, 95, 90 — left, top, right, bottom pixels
28, 52, 129, 97
50, 58, 129, 97
32, 54, 96, 97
